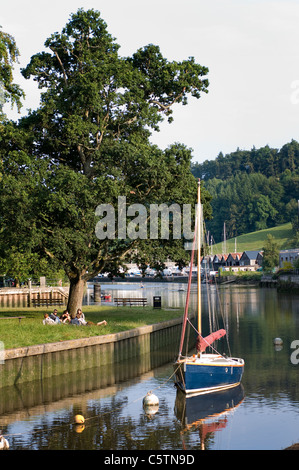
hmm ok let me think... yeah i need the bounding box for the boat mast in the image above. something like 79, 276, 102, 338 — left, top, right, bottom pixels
197, 179, 202, 338
178, 215, 197, 359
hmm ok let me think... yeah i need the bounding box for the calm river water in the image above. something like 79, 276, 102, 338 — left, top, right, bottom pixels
1, 282, 299, 451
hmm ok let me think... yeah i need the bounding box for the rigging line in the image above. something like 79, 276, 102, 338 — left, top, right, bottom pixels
184, 313, 191, 357
186, 318, 227, 357
207, 245, 232, 357
203, 219, 220, 334
186, 316, 198, 333
178, 214, 198, 359
213, 276, 232, 357
147, 364, 182, 394
187, 315, 192, 353
204, 264, 213, 334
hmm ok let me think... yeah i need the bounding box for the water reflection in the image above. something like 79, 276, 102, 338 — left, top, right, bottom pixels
0, 345, 177, 419
175, 385, 245, 450
1, 362, 182, 450
85, 281, 191, 309
86, 281, 294, 321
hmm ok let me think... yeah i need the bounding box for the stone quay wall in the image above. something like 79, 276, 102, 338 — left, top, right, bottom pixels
1, 316, 195, 388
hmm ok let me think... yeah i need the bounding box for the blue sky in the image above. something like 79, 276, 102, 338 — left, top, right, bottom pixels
2, 0, 299, 163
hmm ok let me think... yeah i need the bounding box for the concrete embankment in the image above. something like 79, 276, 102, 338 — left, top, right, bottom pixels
260, 274, 299, 292
1, 316, 194, 388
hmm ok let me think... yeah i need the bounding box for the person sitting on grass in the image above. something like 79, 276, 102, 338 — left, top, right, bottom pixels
76, 308, 87, 325
43, 313, 56, 325
49, 308, 61, 323
60, 310, 71, 324
70, 308, 107, 327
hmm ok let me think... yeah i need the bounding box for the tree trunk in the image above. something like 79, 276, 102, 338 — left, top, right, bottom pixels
67, 276, 86, 318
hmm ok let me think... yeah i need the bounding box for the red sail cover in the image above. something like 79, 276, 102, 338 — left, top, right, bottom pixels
197, 329, 226, 352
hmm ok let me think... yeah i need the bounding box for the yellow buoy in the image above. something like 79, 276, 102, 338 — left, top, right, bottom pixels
75, 424, 85, 433
74, 414, 85, 424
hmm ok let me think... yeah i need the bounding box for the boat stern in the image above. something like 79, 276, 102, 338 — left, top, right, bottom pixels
174, 354, 244, 396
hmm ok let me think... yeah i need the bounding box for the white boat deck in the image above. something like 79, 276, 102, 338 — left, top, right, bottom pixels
180, 353, 244, 367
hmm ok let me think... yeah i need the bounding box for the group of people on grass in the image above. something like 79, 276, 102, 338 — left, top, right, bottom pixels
43, 308, 107, 327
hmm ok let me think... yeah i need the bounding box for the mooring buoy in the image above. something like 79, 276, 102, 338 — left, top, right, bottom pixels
143, 391, 159, 407
273, 337, 283, 345
74, 414, 85, 424
143, 391, 159, 417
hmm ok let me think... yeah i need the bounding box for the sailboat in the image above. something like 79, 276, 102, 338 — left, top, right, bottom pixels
174, 180, 244, 396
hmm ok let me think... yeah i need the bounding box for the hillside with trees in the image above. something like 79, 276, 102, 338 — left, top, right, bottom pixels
191, 141, 299, 244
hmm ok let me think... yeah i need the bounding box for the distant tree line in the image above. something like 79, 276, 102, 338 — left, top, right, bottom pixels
191, 141, 299, 243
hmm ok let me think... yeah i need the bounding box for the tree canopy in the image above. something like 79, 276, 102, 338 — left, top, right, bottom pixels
0, 26, 24, 112
0, 9, 210, 314
21, 9, 208, 176
191, 142, 299, 243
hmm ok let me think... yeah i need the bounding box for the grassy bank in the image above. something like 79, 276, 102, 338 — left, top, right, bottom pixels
212, 222, 293, 253
0, 305, 183, 350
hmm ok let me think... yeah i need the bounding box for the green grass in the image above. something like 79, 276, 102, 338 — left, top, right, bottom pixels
211, 222, 293, 254
0, 305, 183, 350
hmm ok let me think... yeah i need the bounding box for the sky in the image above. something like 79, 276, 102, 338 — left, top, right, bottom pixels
2, 0, 299, 164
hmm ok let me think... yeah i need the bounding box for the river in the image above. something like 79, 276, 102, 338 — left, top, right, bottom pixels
1, 283, 299, 450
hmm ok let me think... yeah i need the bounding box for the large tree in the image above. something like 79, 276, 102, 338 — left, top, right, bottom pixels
4, 9, 210, 314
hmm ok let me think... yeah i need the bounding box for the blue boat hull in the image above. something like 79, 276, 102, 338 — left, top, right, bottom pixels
174, 355, 244, 395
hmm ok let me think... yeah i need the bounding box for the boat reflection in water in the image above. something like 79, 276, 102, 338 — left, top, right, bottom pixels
175, 384, 245, 450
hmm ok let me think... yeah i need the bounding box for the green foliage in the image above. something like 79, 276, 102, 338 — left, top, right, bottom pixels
192, 141, 299, 180
219, 270, 263, 282
285, 229, 299, 249
21, 9, 209, 176
280, 261, 293, 271
0, 26, 24, 112
262, 234, 279, 271
0, 247, 39, 285
191, 141, 299, 242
